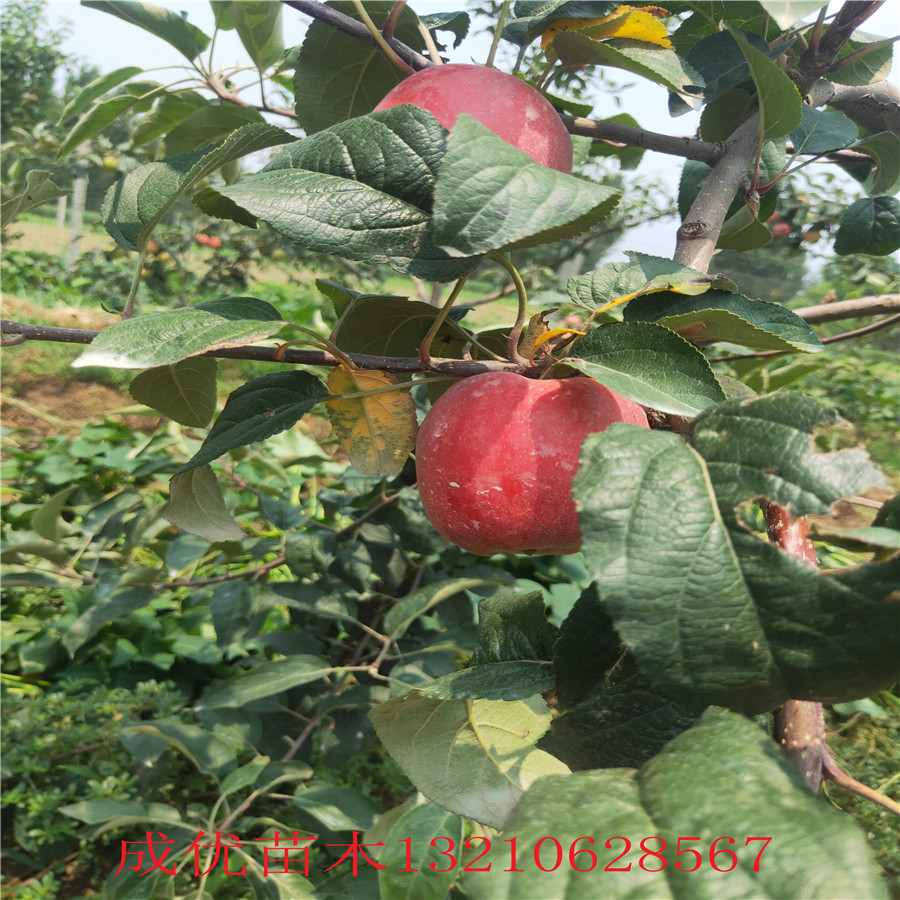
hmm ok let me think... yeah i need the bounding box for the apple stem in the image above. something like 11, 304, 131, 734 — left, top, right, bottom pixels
418, 276, 470, 368
489, 251, 530, 367
351, 0, 415, 76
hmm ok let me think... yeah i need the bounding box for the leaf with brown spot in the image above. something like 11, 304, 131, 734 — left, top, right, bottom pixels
325, 367, 417, 477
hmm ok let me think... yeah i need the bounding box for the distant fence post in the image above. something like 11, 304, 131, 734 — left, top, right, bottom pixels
65, 172, 88, 267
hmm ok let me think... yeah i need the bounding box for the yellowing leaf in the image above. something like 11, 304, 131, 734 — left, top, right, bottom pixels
541, 6, 673, 60
532, 327, 586, 352
325, 366, 417, 477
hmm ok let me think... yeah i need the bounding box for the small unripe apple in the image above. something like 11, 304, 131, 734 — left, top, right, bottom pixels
415, 372, 649, 555
772, 222, 791, 237
374, 64, 573, 173
802, 229, 821, 243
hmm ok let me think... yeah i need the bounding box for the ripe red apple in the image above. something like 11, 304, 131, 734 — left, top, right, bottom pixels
415, 372, 649, 555
771, 222, 791, 237
373, 64, 573, 173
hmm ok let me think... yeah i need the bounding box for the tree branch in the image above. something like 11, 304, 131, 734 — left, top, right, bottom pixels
282, 0, 432, 71
0, 319, 531, 377
793, 293, 900, 323
673, 114, 761, 272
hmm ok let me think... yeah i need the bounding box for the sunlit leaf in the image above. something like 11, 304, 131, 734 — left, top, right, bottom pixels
161, 466, 244, 542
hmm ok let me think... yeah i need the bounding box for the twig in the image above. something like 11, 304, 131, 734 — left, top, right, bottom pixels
0, 319, 538, 377
823, 753, 900, 816
792, 294, 900, 323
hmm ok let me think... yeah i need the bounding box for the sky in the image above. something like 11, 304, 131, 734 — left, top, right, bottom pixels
42, 1, 900, 261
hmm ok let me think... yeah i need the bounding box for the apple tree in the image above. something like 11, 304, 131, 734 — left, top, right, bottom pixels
2, 1, 898, 897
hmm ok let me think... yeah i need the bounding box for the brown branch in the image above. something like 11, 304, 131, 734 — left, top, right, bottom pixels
792, 293, 900, 323
282, 0, 432, 71
562, 115, 724, 166
673, 114, 761, 272
0, 319, 534, 377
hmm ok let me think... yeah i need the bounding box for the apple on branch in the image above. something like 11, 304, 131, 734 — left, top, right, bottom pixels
374, 63, 574, 173
415, 372, 649, 556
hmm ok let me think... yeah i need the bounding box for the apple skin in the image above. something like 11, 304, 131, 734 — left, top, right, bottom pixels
373, 64, 573, 174
415, 372, 649, 556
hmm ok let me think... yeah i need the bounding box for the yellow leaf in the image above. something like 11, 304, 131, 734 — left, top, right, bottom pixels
325, 366, 417, 477
532, 327, 586, 352
541, 5, 672, 60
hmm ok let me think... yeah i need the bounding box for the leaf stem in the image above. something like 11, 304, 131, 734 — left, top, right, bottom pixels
419, 276, 469, 367
488, 251, 530, 366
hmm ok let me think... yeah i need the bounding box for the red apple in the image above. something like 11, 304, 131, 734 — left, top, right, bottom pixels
415, 372, 649, 555
772, 222, 791, 237
374, 64, 573, 173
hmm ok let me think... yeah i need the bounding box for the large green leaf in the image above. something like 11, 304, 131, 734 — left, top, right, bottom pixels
293, 1, 425, 133
129, 357, 218, 426
216, 0, 284, 72
103, 122, 293, 251
198, 655, 337, 709
66, 587, 157, 655
566, 323, 726, 416
470, 590, 558, 665
197, 109, 481, 283
0, 170, 69, 224
461, 708, 887, 899
501, 3, 619, 46
83, 1, 211, 61
57, 94, 147, 160
728, 26, 802, 140
163, 104, 265, 156
567, 251, 738, 312
382, 578, 501, 639
679, 29, 772, 104
57, 65, 143, 124
73, 297, 285, 369
161, 466, 244, 542
834, 196, 900, 256
623, 289, 823, 353
574, 406, 897, 714
852, 132, 900, 197
432, 116, 620, 256
829, 29, 894, 86
790, 104, 859, 156
369, 693, 570, 829
420, 661, 555, 701
178, 370, 329, 472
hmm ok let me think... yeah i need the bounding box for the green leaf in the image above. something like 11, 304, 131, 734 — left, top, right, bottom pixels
501, 3, 619, 47
293, 782, 381, 831
163, 104, 265, 156
129, 357, 218, 427
680, 29, 773, 104
377, 802, 465, 900
470, 590, 558, 665
852, 132, 900, 197
624, 290, 823, 352
566, 323, 726, 416
692, 393, 887, 515
198, 655, 336, 709
82, 1, 211, 61
421, 10, 470, 48
829, 30, 894, 86
575, 416, 897, 714
57, 94, 143, 160
219, 0, 284, 72
420, 661, 555, 701
73, 297, 284, 369
57, 65, 143, 124
31, 485, 76, 543
716, 203, 775, 251
383, 578, 499, 639
539, 674, 698, 769
808, 524, 900, 554
432, 115, 620, 257
0, 170, 69, 224
102, 121, 293, 252
790, 104, 859, 156
66, 587, 157, 655
293, 1, 425, 133
566, 252, 739, 311
178, 370, 328, 472
210, 580, 256, 648
199, 109, 481, 283
758, 1, 827, 29
460, 708, 887, 899
131, 90, 208, 147
368, 693, 569, 829
551, 33, 704, 98
161, 466, 244, 542
121, 719, 237, 777
728, 26, 802, 140
835, 196, 900, 256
